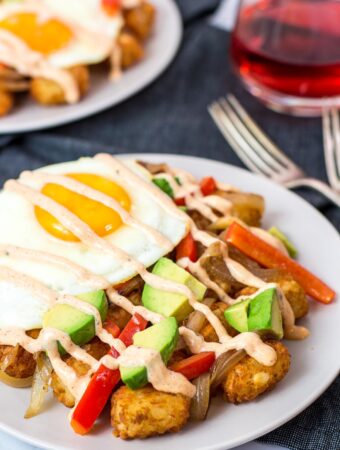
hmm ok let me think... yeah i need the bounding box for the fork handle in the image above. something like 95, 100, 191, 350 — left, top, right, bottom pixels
284, 178, 340, 208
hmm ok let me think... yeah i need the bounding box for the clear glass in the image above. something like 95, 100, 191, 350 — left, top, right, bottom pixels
230, 0, 340, 116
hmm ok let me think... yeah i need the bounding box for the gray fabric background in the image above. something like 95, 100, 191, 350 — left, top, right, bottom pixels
0, 1, 338, 449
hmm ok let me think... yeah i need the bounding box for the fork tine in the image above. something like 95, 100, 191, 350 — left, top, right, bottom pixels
227, 94, 302, 172
331, 108, 340, 182
221, 97, 284, 173
208, 103, 268, 175
322, 108, 340, 190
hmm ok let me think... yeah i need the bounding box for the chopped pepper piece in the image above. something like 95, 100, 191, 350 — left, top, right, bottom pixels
200, 176, 217, 196
176, 232, 198, 262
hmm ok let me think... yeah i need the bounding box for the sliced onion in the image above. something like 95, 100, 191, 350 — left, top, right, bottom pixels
25, 353, 52, 419
190, 372, 211, 421
208, 217, 243, 231
0, 370, 33, 388
210, 350, 246, 391
186, 298, 216, 332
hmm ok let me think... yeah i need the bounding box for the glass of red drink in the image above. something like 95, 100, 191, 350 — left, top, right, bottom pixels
231, 0, 340, 116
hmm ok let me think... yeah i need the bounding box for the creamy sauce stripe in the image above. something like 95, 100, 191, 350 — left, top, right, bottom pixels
0, 154, 308, 406
21, 171, 173, 250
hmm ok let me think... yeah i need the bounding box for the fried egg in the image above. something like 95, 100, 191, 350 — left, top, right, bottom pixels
0, 0, 123, 68
0, 157, 189, 329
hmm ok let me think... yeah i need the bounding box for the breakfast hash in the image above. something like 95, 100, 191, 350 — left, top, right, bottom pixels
0, 155, 335, 439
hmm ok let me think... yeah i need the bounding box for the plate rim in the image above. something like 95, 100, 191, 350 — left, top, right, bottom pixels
0, 0, 182, 134
0, 153, 339, 450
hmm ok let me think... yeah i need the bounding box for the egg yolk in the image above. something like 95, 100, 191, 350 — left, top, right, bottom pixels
0, 13, 73, 54
35, 173, 131, 242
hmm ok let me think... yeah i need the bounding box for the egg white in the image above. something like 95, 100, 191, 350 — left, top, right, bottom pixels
0, 157, 189, 329
42, 0, 123, 68
0, 0, 123, 68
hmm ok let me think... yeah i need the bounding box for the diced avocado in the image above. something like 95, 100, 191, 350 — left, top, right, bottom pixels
43, 290, 108, 354
268, 226, 298, 258
248, 288, 283, 339
142, 257, 206, 322
224, 299, 251, 333
120, 317, 178, 389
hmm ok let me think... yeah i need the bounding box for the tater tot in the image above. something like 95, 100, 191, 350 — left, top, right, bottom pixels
51, 338, 109, 408
111, 385, 191, 439
124, 1, 156, 41
0, 90, 13, 117
118, 32, 144, 69
223, 340, 290, 404
30, 65, 89, 106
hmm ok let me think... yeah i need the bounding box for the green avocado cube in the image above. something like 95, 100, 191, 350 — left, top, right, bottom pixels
43, 290, 108, 354
142, 257, 206, 322
120, 317, 178, 389
224, 299, 251, 333
248, 287, 283, 339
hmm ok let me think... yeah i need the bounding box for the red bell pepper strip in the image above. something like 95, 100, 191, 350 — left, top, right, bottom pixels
71, 313, 148, 435
103, 318, 120, 339
226, 222, 335, 304
175, 197, 186, 206
117, 313, 148, 346
200, 176, 217, 196
176, 232, 198, 262
170, 352, 215, 380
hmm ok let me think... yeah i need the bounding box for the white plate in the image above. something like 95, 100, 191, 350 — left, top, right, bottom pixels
0, 154, 339, 450
0, 0, 182, 134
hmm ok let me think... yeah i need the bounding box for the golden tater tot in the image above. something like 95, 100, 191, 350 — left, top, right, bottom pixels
271, 273, 309, 319
124, 1, 155, 41
51, 338, 109, 408
201, 302, 238, 342
223, 340, 290, 404
30, 65, 89, 106
0, 90, 13, 117
118, 32, 144, 69
111, 385, 191, 439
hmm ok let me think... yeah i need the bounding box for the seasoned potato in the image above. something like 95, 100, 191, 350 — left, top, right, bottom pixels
217, 191, 265, 227
51, 338, 109, 408
0, 329, 40, 379
111, 385, 190, 439
30, 65, 89, 105
271, 273, 309, 319
118, 32, 144, 69
223, 340, 290, 404
201, 302, 238, 342
0, 344, 36, 379
124, 1, 155, 41
0, 90, 13, 117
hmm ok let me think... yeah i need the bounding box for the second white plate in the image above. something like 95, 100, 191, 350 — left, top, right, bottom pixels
0, 0, 182, 134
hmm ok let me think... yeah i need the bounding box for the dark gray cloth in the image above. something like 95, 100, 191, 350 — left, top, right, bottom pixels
0, 1, 338, 449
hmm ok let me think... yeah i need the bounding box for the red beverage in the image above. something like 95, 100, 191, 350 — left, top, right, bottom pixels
231, 0, 340, 113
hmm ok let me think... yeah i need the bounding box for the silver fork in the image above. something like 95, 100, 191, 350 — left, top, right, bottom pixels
208, 94, 340, 208
322, 107, 340, 195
